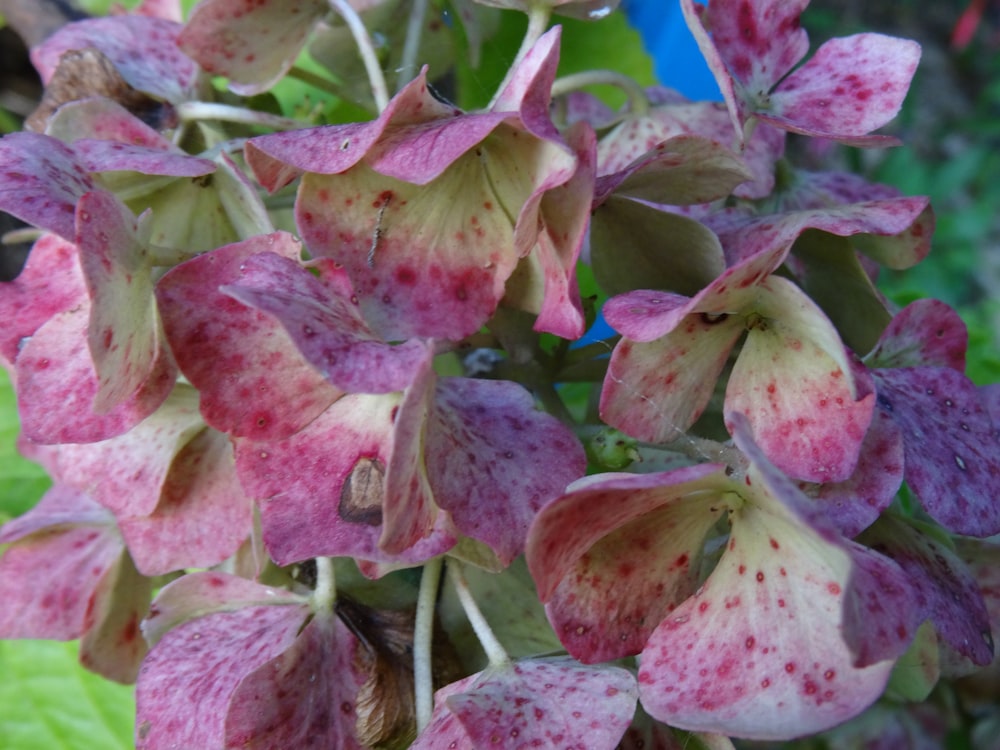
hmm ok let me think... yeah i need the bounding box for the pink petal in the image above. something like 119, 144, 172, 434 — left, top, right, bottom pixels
0, 485, 122, 640
156, 233, 342, 440
178, 0, 327, 95
15, 306, 176, 443
45, 98, 174, 149
53, 385, 204, 517
73, 139, 216, 177
119, 429, 252, 576
0, 233, 86, 367
135, 574, 311, 749
764, 34, 920, 145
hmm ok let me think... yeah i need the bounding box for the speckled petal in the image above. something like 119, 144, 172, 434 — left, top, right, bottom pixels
867, 299, 968, 371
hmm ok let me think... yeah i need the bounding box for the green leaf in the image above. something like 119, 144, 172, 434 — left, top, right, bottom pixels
0, 368, 51, 521
0, 639, 135, 750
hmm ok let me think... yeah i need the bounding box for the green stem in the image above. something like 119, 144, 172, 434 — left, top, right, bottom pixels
449, 560, 509, 667
397, 0, 429, 92
327, 0, 390, 112
550, 70, 650, 116
312, 556, 337, 615
176, 101, 305, 131
287, 64, 349, 99
487, 3, 551, 109
413, 557, 443, 733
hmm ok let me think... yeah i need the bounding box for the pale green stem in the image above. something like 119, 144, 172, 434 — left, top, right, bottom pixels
414, 556, 443, 733
287, 64, 348, 98
327, 0, 390, 113
312, 556, 337, 614
397, 0, 429, 92
1, 227, 42, 246
487, 3, 551, 109
550, 70, 650, 116
176, 101, 306, 131
449, 560, 509, 667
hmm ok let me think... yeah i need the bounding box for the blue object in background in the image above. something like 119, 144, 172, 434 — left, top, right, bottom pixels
578, 1, 721, 345
621, 0, 721, 101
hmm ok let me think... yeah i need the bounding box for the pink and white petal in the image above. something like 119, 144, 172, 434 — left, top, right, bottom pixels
764, 34, 920, 144
222, 251, 434, 394
54, 385, 203, 517
134, 0, 184, 21
528, 467, 730, 663
731, 411, 921, 668
0, 485, 122, 639
178, 0, 327, 95
0, 132, 94, 240
119, 429, 252, 576
814, 408, 903, 537
867, 299, 968, 371
603, 290, 695, 343
638, 495, 895, 739
79, 551, 153, 683
135, 581, 311, 749
860, 515, 994, 666
873, 367, 1000, 536
602, 314, 745, 443
15, 306, 176, 444
223, 612, 364, 748
727, 278, 873, 483
413, 658, 636, 750
33, 16, 199, 102
76, 191, 158, 412
0, 233, 85, 367
427, 377, 585, 566
296, 163, 516, 341
156, 233, 342, 440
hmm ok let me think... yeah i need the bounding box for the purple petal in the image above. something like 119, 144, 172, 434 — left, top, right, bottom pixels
0, 132, 94, 240
427, 377, 585, 566
867, 299, 968, 370
73, 139, 215, 177
873, 367, 1000, 536
222, 252, 433, 394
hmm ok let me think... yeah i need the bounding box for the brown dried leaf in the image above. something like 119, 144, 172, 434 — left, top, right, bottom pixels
27, 47, 175, 132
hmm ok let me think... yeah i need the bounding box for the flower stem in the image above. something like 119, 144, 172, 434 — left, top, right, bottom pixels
287, 64, 348, 98
551, 70, 650, 116
327, 0, 390, 113
449, 560, 509, 667
413, 556, 443, 733
176, 101, 305, 131
312, 556, 337, 615
487, 3, 551, 109
397, 0, 429, 92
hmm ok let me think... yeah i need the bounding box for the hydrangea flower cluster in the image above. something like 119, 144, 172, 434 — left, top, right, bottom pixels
1, 0, 999, 747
